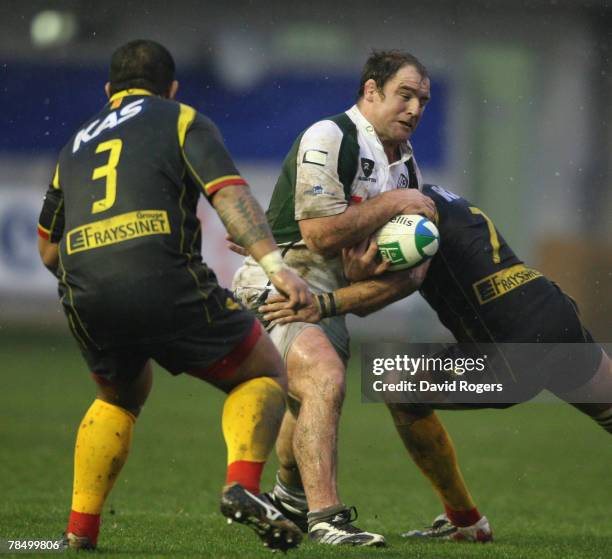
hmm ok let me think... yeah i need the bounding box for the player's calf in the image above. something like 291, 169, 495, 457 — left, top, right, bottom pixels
65, 398, 136, 548
202, 328, 288, 494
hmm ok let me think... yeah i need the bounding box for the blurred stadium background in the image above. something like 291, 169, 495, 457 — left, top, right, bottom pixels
1, 2, 612, 556
1, 0, 610, 340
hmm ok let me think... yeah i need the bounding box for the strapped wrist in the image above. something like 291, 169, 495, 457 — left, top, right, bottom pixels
259, 249, 286, 278
316, 292, 337, 318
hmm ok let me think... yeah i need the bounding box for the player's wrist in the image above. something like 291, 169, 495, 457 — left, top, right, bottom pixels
259, 249, 288, 279
316, 292, 337, 318
387, 189, 405, 213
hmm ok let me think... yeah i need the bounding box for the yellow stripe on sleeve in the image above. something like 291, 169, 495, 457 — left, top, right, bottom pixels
178, 103, 196, 148
52, 164, 60, 189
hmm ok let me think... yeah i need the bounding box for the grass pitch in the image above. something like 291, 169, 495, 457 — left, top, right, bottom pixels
1, 326, 611, 558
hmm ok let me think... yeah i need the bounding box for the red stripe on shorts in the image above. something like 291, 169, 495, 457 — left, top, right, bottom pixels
190, 320, 262, 381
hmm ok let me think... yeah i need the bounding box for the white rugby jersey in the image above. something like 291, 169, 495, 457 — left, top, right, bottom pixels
233, 105, 422, 298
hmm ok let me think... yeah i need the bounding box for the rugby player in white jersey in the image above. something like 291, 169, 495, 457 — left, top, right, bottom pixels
232, 51, 435, 546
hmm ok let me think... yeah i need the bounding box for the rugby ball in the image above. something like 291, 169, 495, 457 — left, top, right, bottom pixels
375, 214, 439, 271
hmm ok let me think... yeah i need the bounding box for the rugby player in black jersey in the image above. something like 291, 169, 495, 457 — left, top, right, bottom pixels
37, 40, 310, 552
259, 183, 612, 543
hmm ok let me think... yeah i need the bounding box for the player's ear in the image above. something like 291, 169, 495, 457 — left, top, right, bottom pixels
104, 82, 111, 99
168, 80, 179, 99
363, 79, 378, 102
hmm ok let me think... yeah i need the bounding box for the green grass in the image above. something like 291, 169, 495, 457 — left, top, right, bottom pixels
1, 326, 611, 558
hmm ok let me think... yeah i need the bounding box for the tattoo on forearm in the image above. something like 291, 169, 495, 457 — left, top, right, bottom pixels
216, 188, 272, 248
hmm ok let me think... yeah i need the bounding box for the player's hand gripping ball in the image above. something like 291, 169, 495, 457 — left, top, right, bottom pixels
376, 214, 439, 271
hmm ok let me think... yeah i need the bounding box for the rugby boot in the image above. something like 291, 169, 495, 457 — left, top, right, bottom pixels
402, 512, 492, 542
62, 532, 96, 550
308, 505, 386, 546
221, 483, 302, 551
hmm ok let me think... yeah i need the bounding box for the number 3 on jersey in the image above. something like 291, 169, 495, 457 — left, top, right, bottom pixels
91, 139, 122, 214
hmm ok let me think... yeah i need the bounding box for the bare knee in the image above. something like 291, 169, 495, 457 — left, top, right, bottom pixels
311, 372, 346, 412
286, 328, 346, 409
292, 359, 346, 411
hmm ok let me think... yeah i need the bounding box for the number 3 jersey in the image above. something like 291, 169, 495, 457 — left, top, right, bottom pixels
38, 89, 247, 345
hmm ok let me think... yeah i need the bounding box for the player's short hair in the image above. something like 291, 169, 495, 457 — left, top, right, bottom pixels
357, 50, 428, 98
108, 39, 175, 96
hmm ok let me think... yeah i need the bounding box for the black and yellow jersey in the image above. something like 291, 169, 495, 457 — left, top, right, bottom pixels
421, 184, 554, 342
38, 89, 247, 346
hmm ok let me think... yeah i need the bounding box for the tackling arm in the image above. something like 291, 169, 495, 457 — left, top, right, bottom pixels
182, 112, 311, 307
212, 185, 311, 307
336, 266, 425, 317
260, 263, 428, 325
212, 184, 278, 262
212, 185, 312, 307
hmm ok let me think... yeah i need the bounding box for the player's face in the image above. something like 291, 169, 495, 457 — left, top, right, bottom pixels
370, 65, 430, 146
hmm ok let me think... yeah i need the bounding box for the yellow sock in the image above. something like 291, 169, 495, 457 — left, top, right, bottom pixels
222, 377, 285, 493
71, 399, 135, 515
394, 411, 476, 512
